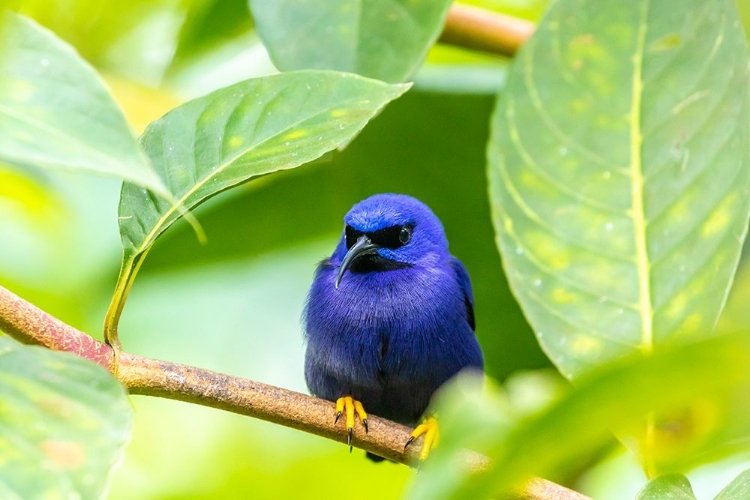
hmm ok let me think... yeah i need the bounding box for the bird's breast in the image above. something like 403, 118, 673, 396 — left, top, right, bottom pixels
304, 263, 473, 387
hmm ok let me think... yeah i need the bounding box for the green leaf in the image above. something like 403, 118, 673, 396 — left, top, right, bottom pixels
487, 0, 750, 474
0, 336, 132, 499
715, 470, 750, 500
637, 474, 697, 500
488, 0, 750, 379
250, 0, 453, 83
0, 12, 169, 197
408, 332, 750, 500
105, 70, 408, 342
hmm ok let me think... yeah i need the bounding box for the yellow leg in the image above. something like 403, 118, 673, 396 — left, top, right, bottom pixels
334, 396, 369, 451
405, 416, 440, 461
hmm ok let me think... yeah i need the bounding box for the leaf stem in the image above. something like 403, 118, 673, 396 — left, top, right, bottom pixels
103, 251, 148, 348
441, 3, 535, 57
0, 284, 589, 500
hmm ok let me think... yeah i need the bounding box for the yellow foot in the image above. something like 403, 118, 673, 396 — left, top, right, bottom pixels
405, 416, 439, 461
334, 396, 369, 451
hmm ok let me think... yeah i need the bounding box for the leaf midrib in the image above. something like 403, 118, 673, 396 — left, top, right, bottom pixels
630, 0, 653, 354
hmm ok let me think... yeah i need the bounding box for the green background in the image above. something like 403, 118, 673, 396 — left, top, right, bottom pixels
1, 0, 749, 498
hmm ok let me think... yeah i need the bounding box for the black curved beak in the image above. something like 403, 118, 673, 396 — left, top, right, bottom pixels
335, 235, 380, 289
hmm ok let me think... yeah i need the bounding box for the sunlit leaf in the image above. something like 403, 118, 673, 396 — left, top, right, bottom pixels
636, 474, 697, 500
409, 332, 750, 499
250, 0, 452, 82
105, 70, 408, 341
487, 0, 750, 479
488, 0, 749, 379
486, 0, 750, 476
0, 336, 132, 499
715, 470, 750, 500
0, 12, 169, 197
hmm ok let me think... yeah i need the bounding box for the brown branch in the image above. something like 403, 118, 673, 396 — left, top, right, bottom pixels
0, 284, 589, 499
441, 3, 535, 57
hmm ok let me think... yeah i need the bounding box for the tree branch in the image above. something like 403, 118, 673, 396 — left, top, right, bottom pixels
0, 284, 589, 500
441, 3, 535, 57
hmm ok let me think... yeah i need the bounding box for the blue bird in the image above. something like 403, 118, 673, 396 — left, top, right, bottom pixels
304, 193, 484, 461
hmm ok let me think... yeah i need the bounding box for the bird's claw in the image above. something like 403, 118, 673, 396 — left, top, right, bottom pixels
404, 416, 440, 461
404, 436, 415, 449
334, 396, 369, 452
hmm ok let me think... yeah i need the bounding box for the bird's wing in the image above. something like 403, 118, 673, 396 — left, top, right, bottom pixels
450, 257, 475, 332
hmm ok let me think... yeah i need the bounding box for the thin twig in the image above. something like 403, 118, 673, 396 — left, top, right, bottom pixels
0, 285, 589, 499
441, 3, 535, 57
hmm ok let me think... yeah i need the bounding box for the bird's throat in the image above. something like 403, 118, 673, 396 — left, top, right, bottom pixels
347, 254, 411, 273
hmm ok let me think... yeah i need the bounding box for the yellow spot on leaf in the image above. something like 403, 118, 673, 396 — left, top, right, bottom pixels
519, 170, 541, 189
283, 129, 308, 140
330, 109, 348, 117
666, 197, 691, 222
551, 287, 576, 304
702, 208, 731, 237
526, 231, 570, 270
664, 292, 687, 319
549, 252, 570, 270
228, 136, 243, 148
572, 335, 601, 354
680, 313, 703, 334
503, 216, 513, 233
651, 34, 682, 52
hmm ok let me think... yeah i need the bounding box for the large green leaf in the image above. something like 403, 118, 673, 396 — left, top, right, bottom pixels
104, 70, 408, 341
488, 0, 750, 379
0, 336, 132, 499
636, 474, 697, 500
0, 12, 168, 197
715, 470, 750, 500
408, 332, 750, 500
249, 0, 452, 83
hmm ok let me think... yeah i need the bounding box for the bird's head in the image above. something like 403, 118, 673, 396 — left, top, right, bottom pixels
333, 193, 449, 288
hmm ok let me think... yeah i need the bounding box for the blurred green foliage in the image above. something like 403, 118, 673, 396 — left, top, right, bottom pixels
413, 332, 750, 499
0, 337, 132, 498
2, 0, 750, 499
0, 12, 168, 196
251, 0, 453, 82
636, 474, 698, 500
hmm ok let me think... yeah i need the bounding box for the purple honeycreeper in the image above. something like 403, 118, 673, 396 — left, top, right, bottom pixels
303, 193, 484, 461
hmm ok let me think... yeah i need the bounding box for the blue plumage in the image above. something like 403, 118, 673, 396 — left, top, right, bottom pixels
303, 193, 484, 457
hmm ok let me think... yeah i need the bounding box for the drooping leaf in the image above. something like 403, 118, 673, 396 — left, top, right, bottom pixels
105, 70, 408, 341
715, 470, 750, 500
0, 12, 169, 197
249, 0, 453, 83
488, 0, 750, 377
0, 336, 132, 499
408, 332, 750, 500
112, 88, 545, 382
636, 474, 697, 500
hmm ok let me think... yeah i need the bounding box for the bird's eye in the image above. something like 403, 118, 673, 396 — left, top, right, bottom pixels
368, 224, 413, 249
399, 226, 412, 244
